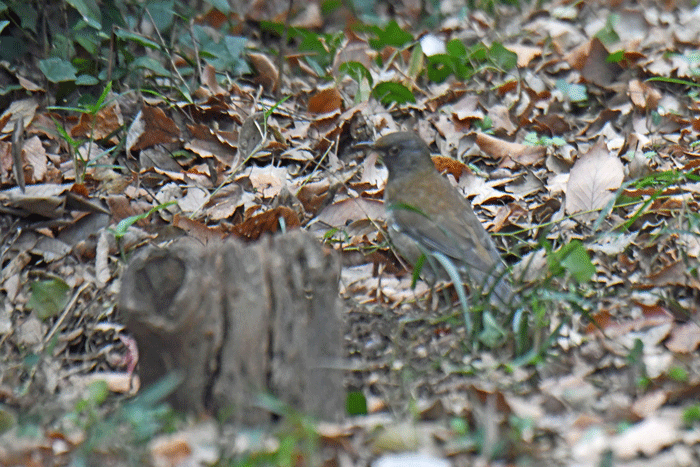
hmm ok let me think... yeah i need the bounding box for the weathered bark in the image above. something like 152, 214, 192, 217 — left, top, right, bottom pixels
119, 230, 343, 422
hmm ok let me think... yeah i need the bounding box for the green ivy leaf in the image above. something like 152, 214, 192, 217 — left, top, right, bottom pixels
10, 3, 38, 32
372, 81, 416, 105
66, 0, 101, 29
132, 56, 171, 76
39, 58, 77, 83
27, 278, 71, 320
425, 54, 454, 83
144, 0, 175, 32
446, 38, 467, 57
75, 74, 99, 86
367, 21, 413, 50
114, 29, 161, 49
205, 35, 250, 75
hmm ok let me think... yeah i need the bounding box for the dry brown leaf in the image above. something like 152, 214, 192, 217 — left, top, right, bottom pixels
249, 52, 279, 93
201, 63, 226, 96
315, 197, 385, 227
231, 206, 300, 241
204, 184, 243, 220
296, 179, 332, 215
631, 390, 668, 419
172, 214, 227, 244
290, 2, 322, 28
432, 155, 471, 181
611, 415, 680, 459
126, 106, 181, 152
475, 133, 546, 167
23, 135, 47, 183
0, 140, 12, 180
0, 98, 37, 134
665, 321, 700, 353
565, 139, 623, 217
242, 165, 288, 199
185, 126, 238, 167
308, 87, 343, 114
628, 79, 661, 111
70, 100, 123, 142
564, 38, 622, 88
505, 44, 542, 67
648, 261, 700, 289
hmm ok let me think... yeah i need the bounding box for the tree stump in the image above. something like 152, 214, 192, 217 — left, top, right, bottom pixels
118, 230, 343, 423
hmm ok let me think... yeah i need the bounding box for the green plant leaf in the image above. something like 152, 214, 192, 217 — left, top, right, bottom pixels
478, 311, 506, 348
366, 20, 413, 50
467, 42, 488, 62
114, 29, 161, 50
10, 3, 37, 32
607, 50, 625, 63
425, 54, 455, 83
346, 391, 367, 415
111, 201, 176, 240
132, 56, 171, 76
488, 42, 517, 70
646, 76, 700, 87
208, 0, 231, 12
39, 57, 78, 83
446, 38, 467, 57
75, 74, 100, 86
0, 405, 16, 435
27, 278, 71, 320
372, 81, 416, 105
595, 13, 620, 44
338, 61, 373, 86
144, 0, 175, 32
556, 79, 588, 102
205, 35, 250, 75
66, 0, 102, 29
683, 404, 700, 427
73, 29, 102, 56
549, 241, 595, 283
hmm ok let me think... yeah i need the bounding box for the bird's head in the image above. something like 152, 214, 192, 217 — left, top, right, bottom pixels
357, 132, 435, 179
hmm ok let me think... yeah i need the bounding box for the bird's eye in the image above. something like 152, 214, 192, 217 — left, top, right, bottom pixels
388, 146, 400, 157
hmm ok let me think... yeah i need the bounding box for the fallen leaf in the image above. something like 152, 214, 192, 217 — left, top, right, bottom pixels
565, 139, 624, 218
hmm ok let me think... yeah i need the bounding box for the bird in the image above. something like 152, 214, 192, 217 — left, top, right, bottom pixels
366, 131, 515, 307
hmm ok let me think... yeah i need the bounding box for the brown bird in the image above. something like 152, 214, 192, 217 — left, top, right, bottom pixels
368, 131, 515, 307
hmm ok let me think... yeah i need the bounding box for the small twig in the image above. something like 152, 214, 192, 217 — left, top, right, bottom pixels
43, 282, 90, 349
11, 116, 25, 193
188, 18, 203, 83
143, 8, 190, 95
275, 0, 294, 99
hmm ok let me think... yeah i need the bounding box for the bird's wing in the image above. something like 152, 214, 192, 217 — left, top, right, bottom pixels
387, 179, 514, 305
387, 188, 500, 276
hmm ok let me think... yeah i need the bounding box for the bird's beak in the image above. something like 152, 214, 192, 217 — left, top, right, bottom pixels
352, 141, 374, 152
